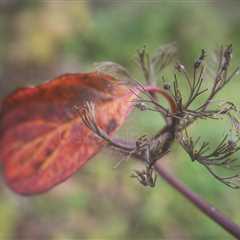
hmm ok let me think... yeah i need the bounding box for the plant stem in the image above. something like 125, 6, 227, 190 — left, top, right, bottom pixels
154, 161, 240, 239
111, 139, 240, 237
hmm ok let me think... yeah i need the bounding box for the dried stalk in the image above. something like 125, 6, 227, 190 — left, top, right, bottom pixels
78, 44, 240, 238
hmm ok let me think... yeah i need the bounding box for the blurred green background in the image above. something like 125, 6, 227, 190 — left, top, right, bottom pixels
0, 1, 240, 239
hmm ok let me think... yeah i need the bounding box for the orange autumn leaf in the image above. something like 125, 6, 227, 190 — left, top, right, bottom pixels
0, 72, 137, 195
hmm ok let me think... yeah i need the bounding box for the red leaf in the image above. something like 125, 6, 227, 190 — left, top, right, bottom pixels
0, 72, 137, 195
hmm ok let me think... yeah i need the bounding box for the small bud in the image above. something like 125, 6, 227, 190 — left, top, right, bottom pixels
224, 44, 233, 60
135, 102, 147, 111
228, 140, 236, 150
194, 49, 206, 69
163, 83, 171, 90
175, 63, 185, 72
194, 60, 201, 69
222, 44, 233, 71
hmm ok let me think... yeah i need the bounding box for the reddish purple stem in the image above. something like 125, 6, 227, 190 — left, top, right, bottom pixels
154, 161, 240, 239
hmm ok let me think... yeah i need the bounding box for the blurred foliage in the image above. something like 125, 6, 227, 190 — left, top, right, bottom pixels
0, 1, 240, 239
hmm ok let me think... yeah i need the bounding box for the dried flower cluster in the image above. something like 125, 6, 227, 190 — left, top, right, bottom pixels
80, 43, 240, 189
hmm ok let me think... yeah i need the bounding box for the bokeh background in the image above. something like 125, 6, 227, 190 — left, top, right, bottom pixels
0, 1, 240, 239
